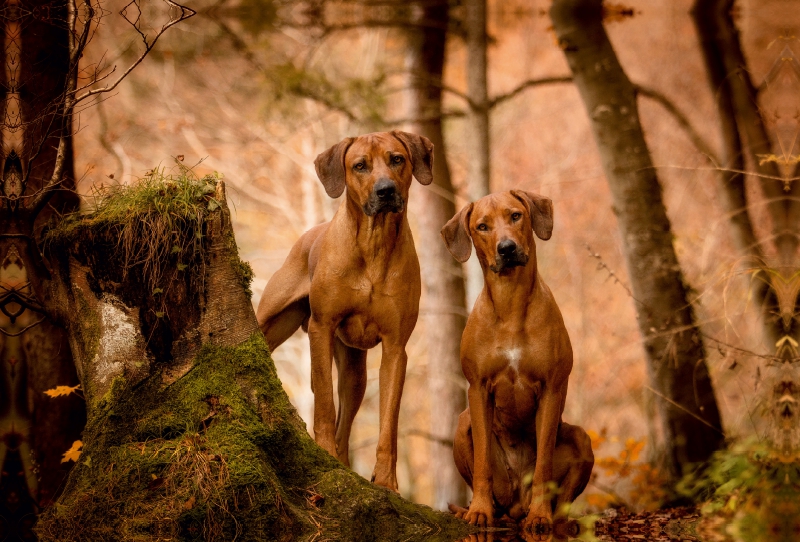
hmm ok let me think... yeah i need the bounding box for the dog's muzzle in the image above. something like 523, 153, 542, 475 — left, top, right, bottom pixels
490, 239, 529, 273
363, 178, 405, 216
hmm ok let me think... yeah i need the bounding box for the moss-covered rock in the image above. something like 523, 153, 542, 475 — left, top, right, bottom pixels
37, 335, 471, 541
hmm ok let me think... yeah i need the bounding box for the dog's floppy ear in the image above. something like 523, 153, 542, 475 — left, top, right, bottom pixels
314, 137, 355, 198
511, 190, 554, 240
391, 130, 434, 185
441, 203, 474, 263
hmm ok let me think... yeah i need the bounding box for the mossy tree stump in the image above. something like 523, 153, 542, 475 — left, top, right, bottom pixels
35, 171, 471, 541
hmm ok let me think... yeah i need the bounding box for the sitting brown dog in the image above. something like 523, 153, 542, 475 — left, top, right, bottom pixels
256, 131, 433, 491
441, 190, 594, 531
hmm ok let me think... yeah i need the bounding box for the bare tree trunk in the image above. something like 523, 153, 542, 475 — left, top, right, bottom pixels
406, 0, 468, 510
464, 0, 491, 308
36, 181, 471, 541
691, 0, 784, 346
692, 0, 799, 345
550, 0, 724, 481
693, 0, 799, 266
0, 0, 85, 520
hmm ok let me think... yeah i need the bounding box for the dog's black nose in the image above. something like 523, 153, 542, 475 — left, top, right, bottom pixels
374, 178, 397, 200
497, 239, 517, 256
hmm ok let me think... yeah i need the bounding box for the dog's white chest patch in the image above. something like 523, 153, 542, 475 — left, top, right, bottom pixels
503, 347, 522, 373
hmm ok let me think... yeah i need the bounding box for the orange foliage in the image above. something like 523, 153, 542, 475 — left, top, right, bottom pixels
44, 384, 82, 398
61, 440, 83, 463
585, 429, 669, 511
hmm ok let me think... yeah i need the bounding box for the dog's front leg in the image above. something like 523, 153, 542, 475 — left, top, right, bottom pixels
523, 383, 564, 532
372, 341, 408, 491
308, 316, 338, 457
465, 381, 495, 527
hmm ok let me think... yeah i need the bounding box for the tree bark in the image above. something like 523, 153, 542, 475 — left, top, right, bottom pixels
35, 180, 472, 541
691, 0, 784, 346
693, 0, 799, 267
406, 0, 468, 510
464, 0, 491, 308
0, 0, 85, 518
692, 0, 799, 345
550, 0, 724, 480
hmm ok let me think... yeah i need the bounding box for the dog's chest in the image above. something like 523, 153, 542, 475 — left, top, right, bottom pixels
336, 313, 382, 350
333, 277, 407, 350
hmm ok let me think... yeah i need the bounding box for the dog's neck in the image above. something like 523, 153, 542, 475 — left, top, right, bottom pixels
342, 193, 407, 261
480, 252, 539, 319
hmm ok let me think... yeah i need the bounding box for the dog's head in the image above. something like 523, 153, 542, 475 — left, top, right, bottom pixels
441, 190, 553, 274
314, 131, 434, 216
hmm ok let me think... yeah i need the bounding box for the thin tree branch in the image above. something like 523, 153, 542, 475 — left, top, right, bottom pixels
634, 84, 721, 165
73, 0, 196, 103
488, 76, 574, 109
211, 17, 359, 122
30, 0, 194, 217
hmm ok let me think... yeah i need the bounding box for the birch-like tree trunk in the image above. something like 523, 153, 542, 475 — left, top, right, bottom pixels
550, 0, 724, 480
406, 0, 468, 510
464, 0, 491, 308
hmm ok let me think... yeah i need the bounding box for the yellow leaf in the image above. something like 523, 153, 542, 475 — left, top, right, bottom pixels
587, 429, 606, 449
44, 385, 81, 398
61, 440, 83, 463
628, 439, 646, 462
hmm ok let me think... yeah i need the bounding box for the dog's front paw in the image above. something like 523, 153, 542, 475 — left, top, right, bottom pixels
463, 498, 494, 527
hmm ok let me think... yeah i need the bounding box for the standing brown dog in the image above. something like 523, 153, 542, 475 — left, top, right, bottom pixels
256, 131, 433, 491
441, 191, 593, 531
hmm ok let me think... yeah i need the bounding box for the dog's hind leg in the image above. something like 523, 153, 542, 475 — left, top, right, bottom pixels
256, 258, 310, 351
256, 225, 328, 351
453, 409, 475, 488
261, 297, 310, 351
333, 338, 367, 465
552, 422, 594, 511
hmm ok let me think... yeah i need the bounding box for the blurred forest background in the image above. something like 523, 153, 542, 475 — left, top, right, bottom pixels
63, 0, 798, 516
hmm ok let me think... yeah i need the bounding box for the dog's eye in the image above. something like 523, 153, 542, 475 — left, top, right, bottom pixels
391, 155, 404, 165
511, 212, 522, 222
353, 162, 366, 171
476, 223, 488, 232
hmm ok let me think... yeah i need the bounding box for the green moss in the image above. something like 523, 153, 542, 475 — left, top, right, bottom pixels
46, 165, 221, 299
39, 334, 471, 541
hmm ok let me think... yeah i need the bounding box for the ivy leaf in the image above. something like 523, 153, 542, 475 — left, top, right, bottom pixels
171, 245, 181, 254
155, 311, 165, 318
44, 385, 82, 398
207, 199, 220, 211
177, 263, 187, 271
61, 440, 83, 463
152, 288, 163, 295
